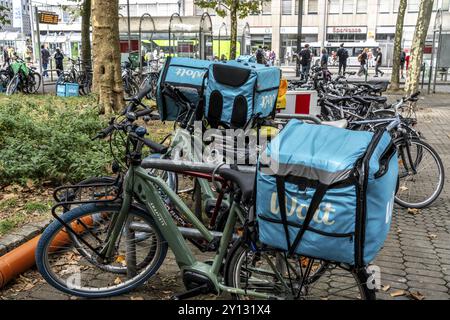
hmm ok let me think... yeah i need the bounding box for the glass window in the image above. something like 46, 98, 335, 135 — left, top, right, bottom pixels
378, 0, 391, 13
342, 0, 354, 13
357, 0, 367, 13
262, 0, 271, 14
329, 0, 340, 14
308, 0, 318, 14
282, 0, 292, 15
393, 0, 400, 13
408, 0, 419, 12
443, 0, 450, 11
295, 0, 305, 14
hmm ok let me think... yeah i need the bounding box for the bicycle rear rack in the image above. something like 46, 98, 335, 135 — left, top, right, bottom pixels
49, 177, 122, 259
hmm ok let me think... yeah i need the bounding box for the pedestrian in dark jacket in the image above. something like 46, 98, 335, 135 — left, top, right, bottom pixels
299, 44, 312, 81
336, 43, 349, 75
374, 47, 384, 77
54, 48, 64, 76
41, 45, 50, 77
321, 48, 330, 82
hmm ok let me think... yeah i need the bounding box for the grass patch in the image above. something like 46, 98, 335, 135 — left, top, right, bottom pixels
23, 201, 50, 213
0, 198, 18, 210
0, 213, 27, 236
0, 94, 113, 186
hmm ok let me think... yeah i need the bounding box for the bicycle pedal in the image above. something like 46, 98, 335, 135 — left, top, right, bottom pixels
170, 284, 209, 300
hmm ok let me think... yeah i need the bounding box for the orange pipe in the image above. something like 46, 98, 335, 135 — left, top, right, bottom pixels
0, 216, 94, 289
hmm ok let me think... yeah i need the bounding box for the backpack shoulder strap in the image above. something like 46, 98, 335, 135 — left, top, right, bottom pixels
288, 182, 329, 256
276, 176, 291, 249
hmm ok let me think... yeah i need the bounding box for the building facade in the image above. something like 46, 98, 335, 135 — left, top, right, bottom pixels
184, 0, 450, 65
0, 0, 32, 50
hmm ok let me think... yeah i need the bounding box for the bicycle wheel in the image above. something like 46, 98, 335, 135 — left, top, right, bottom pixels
6, 74, 20, 95
0, 69, 11, 90
36, 203, 168, 298
225, 241, 375, 300
27, 71, 41, 93
123, 78, 139, 98
395, 138, 445, 208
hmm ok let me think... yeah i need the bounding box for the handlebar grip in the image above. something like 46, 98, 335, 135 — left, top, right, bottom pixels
410, 91, 421, 99
141, 137, 168, 154
93, 124, 115, 140
136, 85, 152, 101
135, 109, 152, 118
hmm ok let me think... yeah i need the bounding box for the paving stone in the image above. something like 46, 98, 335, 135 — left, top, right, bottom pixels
401, 245, 436, 255
404, 262, 442, 272
403, 255, 440, 265
407, 288, 448, 300
406, 274, 447, 285
374, 255, 404, 264
379, 266, 407, 277
406, 281, 448, 293
0, 233, 26, 251
405, 268, 444, 278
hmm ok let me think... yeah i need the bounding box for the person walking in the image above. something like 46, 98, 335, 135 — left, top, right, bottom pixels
321, 48, 330, 82
54, 48, 64, 77
336, 43, 348, 75
299, 44, 312, 81
405, 52, 410, 78
2, 46, 9, 67
255, 45, 265, 64
269, 50, 276, 66
24, 46, 33, 64
400, 50, 406, 79
374, 47, 384, 77
357, 48, 368, 77
41, 45, 50, 77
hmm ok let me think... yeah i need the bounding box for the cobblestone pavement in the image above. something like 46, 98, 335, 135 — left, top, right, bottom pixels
1, 95, 449, 300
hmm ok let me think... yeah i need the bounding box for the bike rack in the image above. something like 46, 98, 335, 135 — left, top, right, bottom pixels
138, 13, 156, 73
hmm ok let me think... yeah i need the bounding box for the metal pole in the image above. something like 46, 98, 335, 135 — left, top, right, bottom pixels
138, 13, 151, 73
433, 25, 443, 94
428, 29, 437, 94
34, 6, 44, 94
295, 0, 303, 77
29, 0, 36, 63
127, 0, 131, 53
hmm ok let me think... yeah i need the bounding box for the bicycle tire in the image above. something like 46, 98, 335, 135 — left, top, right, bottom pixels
35, 203, 168, 298
224, 240, 376, 300
6, 74, 20, 95
395, 138, 445, 208
28, 71, 41, 93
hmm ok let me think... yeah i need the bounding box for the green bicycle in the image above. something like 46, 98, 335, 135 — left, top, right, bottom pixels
35, 108, 376, 300
6, 58, 41, 95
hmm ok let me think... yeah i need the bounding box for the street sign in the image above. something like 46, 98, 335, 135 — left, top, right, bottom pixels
38, 11, 59, 25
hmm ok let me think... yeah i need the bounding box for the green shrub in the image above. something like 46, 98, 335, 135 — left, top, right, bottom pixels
0, 95, 113, 186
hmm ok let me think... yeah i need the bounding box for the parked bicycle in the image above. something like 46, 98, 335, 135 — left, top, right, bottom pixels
35, 95, 377, 299
5, 58, 41, 95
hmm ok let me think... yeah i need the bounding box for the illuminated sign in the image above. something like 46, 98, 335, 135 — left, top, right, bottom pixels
38, 12, 59, 25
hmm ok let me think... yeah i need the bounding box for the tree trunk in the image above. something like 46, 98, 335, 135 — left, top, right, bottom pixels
91, 0, 124, 114
405, 0, 434, 95
388, 0, 407, 91
81, 0, 91, 70
229, 0, 238, 60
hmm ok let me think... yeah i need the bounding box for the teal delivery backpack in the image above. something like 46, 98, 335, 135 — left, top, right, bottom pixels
256, 120, 398, 266
156, 57, 212, 121
204, 60, 281, 128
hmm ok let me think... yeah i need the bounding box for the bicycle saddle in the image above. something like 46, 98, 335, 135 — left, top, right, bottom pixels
219, 169, 255, 204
